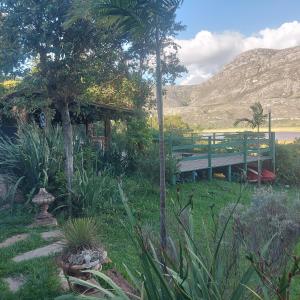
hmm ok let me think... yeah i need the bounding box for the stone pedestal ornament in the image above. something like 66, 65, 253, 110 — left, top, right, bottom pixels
32, 188, 57, 226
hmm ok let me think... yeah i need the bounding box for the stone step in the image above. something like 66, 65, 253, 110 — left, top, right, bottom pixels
12, 242, 64, 262
0, 234, 29, 249
4, 275, 26, 292
41, 230, 63, 241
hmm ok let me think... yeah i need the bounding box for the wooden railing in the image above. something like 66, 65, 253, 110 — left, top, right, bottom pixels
169, 131, 276, 179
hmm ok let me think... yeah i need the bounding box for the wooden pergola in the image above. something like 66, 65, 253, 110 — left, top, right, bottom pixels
0, 90, 134, 149
63, 101, 133, 151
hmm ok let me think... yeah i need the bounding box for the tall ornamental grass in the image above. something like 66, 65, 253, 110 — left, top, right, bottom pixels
0, 124, 64, 196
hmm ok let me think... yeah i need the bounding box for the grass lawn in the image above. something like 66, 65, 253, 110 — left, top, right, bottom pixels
0, 210, 61, 300
0, 179, 299, 299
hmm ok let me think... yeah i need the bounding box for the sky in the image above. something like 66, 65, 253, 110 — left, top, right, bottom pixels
175, 0, 300, 84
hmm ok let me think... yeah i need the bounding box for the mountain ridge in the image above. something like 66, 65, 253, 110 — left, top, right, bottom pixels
164, 46, 300, 128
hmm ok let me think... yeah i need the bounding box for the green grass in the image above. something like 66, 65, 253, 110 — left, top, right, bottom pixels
0, 209, 62, 299
94, 180, 253, 275
0, 180, 299, 299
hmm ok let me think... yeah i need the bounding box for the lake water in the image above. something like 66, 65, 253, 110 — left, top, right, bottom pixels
275, 132, 300, 141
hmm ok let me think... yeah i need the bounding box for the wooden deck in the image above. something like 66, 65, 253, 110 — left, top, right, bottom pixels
178, 154, 272, 173
169, 131, 276, 182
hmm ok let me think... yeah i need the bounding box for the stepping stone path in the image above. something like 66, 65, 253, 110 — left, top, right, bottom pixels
4, 276, 26, 292
0, 233, 29, 249
13, 241, 64, 262
1, 229, 65, 293
41, 230, 63, 241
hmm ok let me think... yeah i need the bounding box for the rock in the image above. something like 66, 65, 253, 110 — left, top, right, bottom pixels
12, 242, 64, 262
41, 230, 62, 241
58, 268, 70, 291
4, 275, 26, 292
0, 233, 29, 249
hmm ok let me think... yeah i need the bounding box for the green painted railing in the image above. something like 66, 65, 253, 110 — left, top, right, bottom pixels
169, 131, 276, 182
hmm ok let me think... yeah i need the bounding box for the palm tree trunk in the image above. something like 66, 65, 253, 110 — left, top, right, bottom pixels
59, 100, 74, 216
155, 18, 167, 253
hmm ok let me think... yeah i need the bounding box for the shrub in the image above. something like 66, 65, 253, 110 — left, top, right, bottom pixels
72, 167, 120, 216
135, 143, 177, 185
62, 217, 100, 252
0, 124, 64, 195
276, 141, 300, 185
219, 187, 300, 295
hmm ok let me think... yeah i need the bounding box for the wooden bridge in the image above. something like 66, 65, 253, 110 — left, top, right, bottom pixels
169, 132, 276, 183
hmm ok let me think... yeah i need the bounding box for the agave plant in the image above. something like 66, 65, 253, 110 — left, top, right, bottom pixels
57, 185, 260, 300
62, 217, 100, 253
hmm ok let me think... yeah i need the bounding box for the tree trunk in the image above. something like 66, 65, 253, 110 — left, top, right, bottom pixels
155, 20, 167, 253
59, 100, 74, 216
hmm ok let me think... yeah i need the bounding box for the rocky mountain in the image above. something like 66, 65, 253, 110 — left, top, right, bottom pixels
164, 46, 300, 128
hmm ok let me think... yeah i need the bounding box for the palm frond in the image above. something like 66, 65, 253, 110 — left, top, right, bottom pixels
233, 118, 255, 128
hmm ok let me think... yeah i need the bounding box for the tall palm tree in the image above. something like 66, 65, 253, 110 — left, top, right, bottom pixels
234, 102, 267, 132
70, 0, 183, 252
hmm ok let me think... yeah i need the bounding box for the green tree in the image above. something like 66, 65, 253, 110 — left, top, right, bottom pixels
77, 0, 185, 252
0, 1, 131, 213
234, 102, 267, 132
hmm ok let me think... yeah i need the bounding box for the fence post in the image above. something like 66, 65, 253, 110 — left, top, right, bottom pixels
213, 133, 216, 145
227, 165, 232, 182
243, 134, 248, 174
271, 132, 276, 173
257, 134, 261, 187
208, 136, 212, 181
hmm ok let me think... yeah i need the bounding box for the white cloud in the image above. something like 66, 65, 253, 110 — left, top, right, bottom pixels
176, 21, 300, 85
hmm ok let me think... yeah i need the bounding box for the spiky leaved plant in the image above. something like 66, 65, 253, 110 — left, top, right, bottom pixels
62, 217, 100, 253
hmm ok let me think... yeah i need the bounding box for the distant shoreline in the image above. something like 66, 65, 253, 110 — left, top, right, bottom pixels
204, 127, 300, 133
203, 127, 300, 142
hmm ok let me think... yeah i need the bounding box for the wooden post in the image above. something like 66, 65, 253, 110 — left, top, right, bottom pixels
104, 117, 111, 152
213, 133, 216, 145
208, 136, 212, 181
271, 132, 276, 173
85, 120, 89, 137
243, 134, 248, 173
227, 165, 232, 182
192, 171, 196, 182
170, 131, 173, 154
257, 134, 261, 187
172, 174, 176, 185
268, 109, 272, 141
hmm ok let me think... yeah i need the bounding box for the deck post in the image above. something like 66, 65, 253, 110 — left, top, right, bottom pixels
271, 132, 276, 173
172, 174, 176, 185
243, 134, 248, 173
208, 136, 212, 181
227, 165, 232, 182
257, 134, 261, 187
192, 171, 197, 182
169, 131, 173, 154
